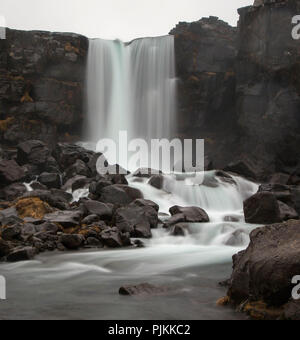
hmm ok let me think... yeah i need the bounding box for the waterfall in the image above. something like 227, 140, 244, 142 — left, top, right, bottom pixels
86, 36, 176, 146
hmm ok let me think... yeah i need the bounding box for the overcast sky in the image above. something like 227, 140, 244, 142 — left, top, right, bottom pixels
1, 0, 250, 41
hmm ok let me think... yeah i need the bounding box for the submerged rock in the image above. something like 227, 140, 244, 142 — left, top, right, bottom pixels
119, 283, 170, 296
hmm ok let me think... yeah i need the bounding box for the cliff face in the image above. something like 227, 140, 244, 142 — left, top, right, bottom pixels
172, 0, 300, 178
0, 29, 88, 147
170, 17, 239, 169
237, 0, 300, 176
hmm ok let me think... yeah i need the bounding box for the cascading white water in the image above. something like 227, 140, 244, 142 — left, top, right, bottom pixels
86, 36, 176, 146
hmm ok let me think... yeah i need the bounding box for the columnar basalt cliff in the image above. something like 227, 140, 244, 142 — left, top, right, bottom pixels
0, 29, 88, 147
171, 0, 300, 179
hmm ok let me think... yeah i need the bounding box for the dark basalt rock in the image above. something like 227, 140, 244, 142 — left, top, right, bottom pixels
0, 159, 25, 186
169, 205, 210, 223
83, 200, 113, 221
7, 247, 36, 262
1, 224, 22, 241
0, 238, 11, 258
0, 29, 88, 146
227, 220, 300, 309
148, 175, 164, 190
223, 161, 257, 181
119, 283, 170, 296
1, 183, 27, 201
131, 199, 159, 212
100, 185, 143, 205
38, 172, 61, 189
114, 205, 158, 238
100, 228, 131, 248
59, 234, 85, 250
17, 140, 50, 167
44, 210, 82, 228
244, 192, 282, 224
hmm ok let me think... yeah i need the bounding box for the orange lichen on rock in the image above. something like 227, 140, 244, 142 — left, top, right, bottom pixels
16, 198, 53, 219
65, 42, 80, 54
217, 296, 230, 306
20, 91, 34, 103
0, 117, 14, 132
242, 301, 283, 320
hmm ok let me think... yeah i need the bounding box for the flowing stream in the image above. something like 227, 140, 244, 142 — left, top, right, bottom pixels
0, 36, 259, 320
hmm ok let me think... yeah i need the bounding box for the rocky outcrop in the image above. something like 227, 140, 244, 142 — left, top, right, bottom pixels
170, 17, 238, 170
0, 29, 88, 146
225, 220, 300, 320
171, 1, 300, 179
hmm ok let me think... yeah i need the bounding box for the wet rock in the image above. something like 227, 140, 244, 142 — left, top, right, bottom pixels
244, 192, 282, 224
215, 171, 237, 185
83, 200, 113, 220
258, 184, 292, 205
17, 140, 50, 166
100, 228, 130, 248
62, 175, 90, 192
44, 210, 82, 228
53, 143, 94, 169
21, 223, 37, 236
0, 207, 23, 226
169, 206, 210, 223
1, 224, 22, 241
171, 224, 189, 237
148, 175, 164, 190
59, 234, 84, 250
35, 222, 60, 235
227, 220, 300, 307
7, 247, 36, 262
65, 159, 91, 180
0, 238, 11, 258
22, 189, 72, 210
131, 199, 159, 212
81, 214, 101, 226
133, 240, 145, 248
115, 205, 158, 238
1, 183, 27, 201
223, 215, 241, 222
133, 168, 162, 178
0, 160, 25, 186
100, 185, 143, 205
225, 230, 248, 246
30, 182, 48, 191
119, 283, 169, 296
278, 201, 299, 221
85, 237, 103, 248
224, 160, 257, 180
89, 179, 112, 196
163, 214, 186, 228
38, 172, 61, 189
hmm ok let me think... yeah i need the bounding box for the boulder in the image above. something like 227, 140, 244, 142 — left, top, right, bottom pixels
227, 220, 300, 307
83, 201, 113, 220
171, 224, 189, 236
7, 247, 36, 262
258, 184, 292, 205
169, 206, 210, 223
244, 192, 282, 224
163, 214, 186, 228
81, 214, 101, 226
0, 160, 25, 186
119, 283, 169, 296
100, 185, 143, 205
148, 175, 164, 190
131, 199, 159, 212
1, 224, 22, 241
64, 159, 91, 180
59, 234, 85, 250
22, 189, 72, 210
62, 175, 90, 192
1, 183, 27, 201
38, 172, 61, 189
0, 238, 11, 258
16, 197, 53, 219
17, 140, 50, 166
114, 205, 158, 238
89, 179, 112, 196
44, 210, 82, 228
100, 228, 130, 248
